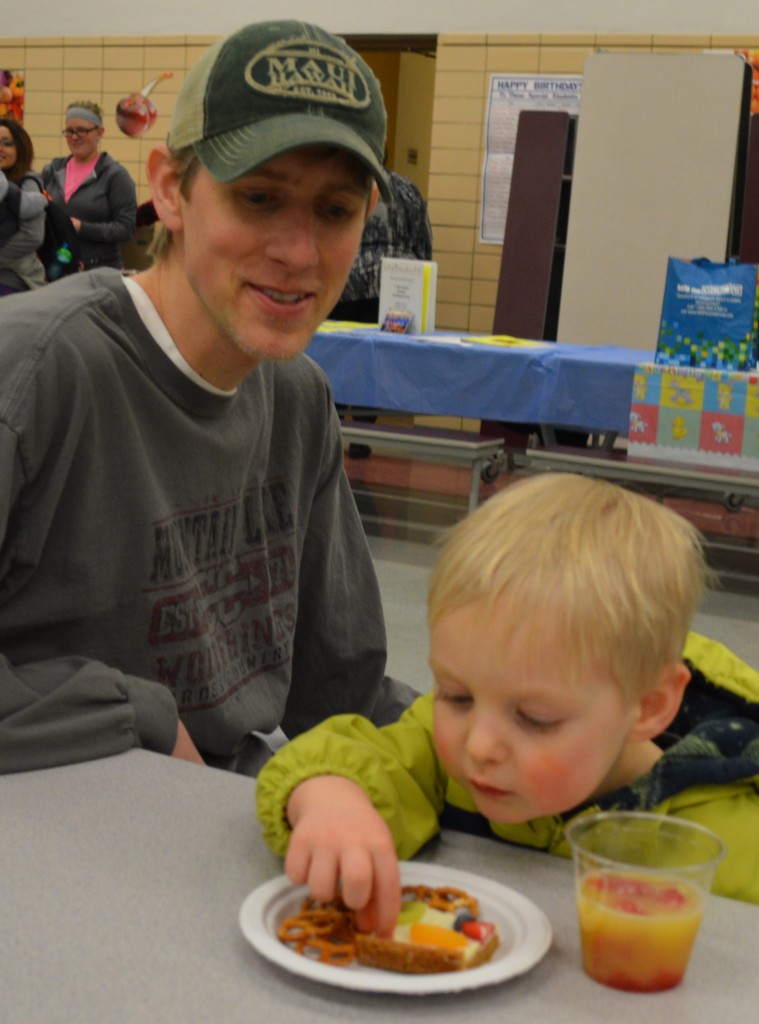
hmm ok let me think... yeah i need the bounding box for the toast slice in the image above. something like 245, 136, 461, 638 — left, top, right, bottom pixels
277, 883, 499, 974
356, 927, 499, 973
355, 887, 500, 974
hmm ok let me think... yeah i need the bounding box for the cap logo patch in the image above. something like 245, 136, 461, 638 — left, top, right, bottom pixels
245, 38, 371, 109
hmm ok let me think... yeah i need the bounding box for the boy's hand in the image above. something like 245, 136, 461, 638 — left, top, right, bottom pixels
285, 775, 401, 937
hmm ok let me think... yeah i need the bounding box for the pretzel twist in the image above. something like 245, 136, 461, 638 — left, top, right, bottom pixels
401, 884, 479, 915
277, 900, 358, 967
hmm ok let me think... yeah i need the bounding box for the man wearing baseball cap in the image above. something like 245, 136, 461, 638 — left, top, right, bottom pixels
0, 22, 416, 776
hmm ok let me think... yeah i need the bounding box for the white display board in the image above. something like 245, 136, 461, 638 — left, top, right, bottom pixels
556, 52, 750, 351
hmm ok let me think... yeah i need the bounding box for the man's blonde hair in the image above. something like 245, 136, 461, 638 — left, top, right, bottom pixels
147, 145, 201, 263
428, 473, 710, 697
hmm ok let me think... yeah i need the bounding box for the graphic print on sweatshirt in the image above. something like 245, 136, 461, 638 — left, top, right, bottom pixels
145, 480, 296, 712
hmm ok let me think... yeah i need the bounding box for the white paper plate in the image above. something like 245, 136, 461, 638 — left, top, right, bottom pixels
239, 861, 552, 995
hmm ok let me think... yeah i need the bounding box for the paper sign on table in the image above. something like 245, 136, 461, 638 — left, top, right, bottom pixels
378, 258, 437, 334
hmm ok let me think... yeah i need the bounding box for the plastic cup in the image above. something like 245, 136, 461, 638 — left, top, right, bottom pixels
565, 811, 725, 992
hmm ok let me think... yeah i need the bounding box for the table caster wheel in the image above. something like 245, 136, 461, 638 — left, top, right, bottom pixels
723, 493, 745, 512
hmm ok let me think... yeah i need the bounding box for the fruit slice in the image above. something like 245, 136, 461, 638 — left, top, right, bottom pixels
397, 901, 428, 925
409, 923, 469, 950
460, 920, 497, 944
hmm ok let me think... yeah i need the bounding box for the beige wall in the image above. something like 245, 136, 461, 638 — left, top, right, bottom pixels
10, 0, 759, 41
5, 30, 759, 334
429, 32, 759, 333
359, 50, 400, 167
2, 35, 423, 200
2, 35, 216, 200
395, 52, 435, 198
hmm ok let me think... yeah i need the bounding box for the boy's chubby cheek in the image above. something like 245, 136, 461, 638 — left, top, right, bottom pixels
433, 733, 459, 777
521, 750, 593, 812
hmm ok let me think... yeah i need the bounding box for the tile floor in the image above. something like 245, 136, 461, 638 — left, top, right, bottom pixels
345, 453, 759, 696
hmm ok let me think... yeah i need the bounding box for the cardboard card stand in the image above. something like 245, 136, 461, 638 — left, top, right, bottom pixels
628, 362, 759, 470
378, 258, 437, 334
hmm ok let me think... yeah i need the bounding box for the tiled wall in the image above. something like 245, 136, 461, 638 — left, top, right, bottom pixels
429, 32, 759, 333
2, 35, 215, 198
4, 30, 759, 334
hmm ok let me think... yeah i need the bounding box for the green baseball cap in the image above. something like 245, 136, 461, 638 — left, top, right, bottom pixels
169, 20, 390, 201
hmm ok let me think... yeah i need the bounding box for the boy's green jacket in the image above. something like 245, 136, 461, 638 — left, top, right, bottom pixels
256, 633, 759, 904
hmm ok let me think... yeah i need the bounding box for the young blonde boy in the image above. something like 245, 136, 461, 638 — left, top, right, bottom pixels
257, 473, 759, 934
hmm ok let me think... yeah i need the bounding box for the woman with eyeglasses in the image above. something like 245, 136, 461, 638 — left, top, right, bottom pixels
42, 100, 137, 271
0, 117, 47, 296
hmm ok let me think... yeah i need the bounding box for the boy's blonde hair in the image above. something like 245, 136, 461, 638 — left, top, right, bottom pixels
428, 473, 710, 698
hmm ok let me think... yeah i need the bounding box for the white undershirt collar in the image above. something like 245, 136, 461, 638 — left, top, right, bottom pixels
122, 275, 237, 397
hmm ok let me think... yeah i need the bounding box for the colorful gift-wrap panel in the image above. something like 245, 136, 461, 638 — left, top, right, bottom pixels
698, 410, 746, 456
628, 363, 759, 468
629, 402, 659, 443
659, 368, 705, 412
631, 366, 661, 405
656, 405, 703, 452
747, 376, 759, 419
742, 421, 759, 459
701, 372, 748, 415
743, 380, 759, 459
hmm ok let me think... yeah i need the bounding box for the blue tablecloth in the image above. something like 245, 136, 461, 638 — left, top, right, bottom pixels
307, 325, 651, 435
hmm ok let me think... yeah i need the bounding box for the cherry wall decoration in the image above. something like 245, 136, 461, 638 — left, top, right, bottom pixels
116, 72, 173, 137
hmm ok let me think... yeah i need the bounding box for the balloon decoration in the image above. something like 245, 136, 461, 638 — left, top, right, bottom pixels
116, 71, 173, 137
0, 70, 25, 122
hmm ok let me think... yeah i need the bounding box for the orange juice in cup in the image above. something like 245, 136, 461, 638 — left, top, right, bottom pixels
566, 812, 725, 993
577, 869, 703, 991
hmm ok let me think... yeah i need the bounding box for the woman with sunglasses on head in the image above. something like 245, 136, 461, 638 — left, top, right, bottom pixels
0, 117, 47, 296
42, 100, 137, 271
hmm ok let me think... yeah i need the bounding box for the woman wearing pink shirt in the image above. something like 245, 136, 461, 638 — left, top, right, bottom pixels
42, 100, 137, 270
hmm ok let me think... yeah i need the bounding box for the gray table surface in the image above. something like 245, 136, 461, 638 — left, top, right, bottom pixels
1, 749, 755, 1022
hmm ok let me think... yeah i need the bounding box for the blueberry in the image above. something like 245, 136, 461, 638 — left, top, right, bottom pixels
453, 908, 476, 931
